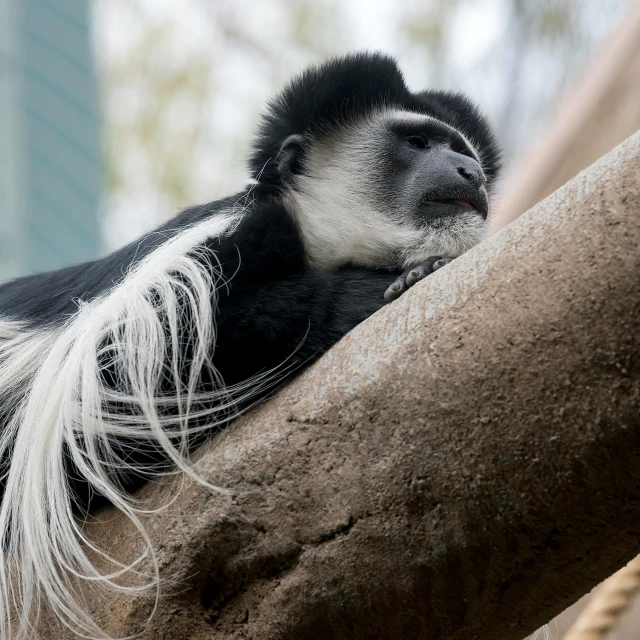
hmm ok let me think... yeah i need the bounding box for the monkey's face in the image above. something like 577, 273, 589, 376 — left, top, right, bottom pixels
372, 110, 490, 268
376, 110, 488, 221
282, 109, 491, 271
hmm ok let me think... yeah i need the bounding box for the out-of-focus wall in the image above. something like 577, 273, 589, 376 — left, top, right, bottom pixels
0, 0, 101, 281
495, 1, 640, 231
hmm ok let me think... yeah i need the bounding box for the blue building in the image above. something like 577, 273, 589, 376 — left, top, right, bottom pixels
0, 0, 101, 281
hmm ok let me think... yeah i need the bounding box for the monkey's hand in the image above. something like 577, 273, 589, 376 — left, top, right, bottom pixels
384, 257, 453, 302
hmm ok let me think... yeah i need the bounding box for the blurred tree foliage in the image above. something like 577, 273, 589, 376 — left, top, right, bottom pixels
92, 0, 625, 249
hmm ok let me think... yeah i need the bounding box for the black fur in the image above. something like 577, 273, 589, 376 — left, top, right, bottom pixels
0, 53, 501, 512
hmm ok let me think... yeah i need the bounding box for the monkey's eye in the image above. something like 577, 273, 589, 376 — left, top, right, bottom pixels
406, 135, 428, 150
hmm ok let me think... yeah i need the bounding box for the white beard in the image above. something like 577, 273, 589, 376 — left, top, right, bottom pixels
399, 210, 488, 268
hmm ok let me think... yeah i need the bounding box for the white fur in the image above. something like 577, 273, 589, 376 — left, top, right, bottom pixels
286, 109, 488, 271
285, 144, 419, 270
399, 210, 487, 268
0, 210, 289, 639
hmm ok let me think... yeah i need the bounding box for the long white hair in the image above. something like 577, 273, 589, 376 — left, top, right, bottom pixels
0, 210, 277, 638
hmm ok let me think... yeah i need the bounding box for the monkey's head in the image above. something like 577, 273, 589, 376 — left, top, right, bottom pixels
249, 53, 501, 271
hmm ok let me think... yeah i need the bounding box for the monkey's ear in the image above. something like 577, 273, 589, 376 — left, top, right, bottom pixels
277, 134, 306, 184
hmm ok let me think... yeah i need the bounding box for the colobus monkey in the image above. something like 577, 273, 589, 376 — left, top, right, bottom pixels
0, 52, 500, 638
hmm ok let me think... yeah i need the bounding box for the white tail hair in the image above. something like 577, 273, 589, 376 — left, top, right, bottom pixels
0, 210, 277, 638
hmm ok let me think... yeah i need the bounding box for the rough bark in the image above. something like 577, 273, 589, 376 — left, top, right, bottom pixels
41, 131, 640, 639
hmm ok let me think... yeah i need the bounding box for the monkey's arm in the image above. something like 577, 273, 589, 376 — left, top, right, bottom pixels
211, 203, 453, 386
213, 269, 398, 387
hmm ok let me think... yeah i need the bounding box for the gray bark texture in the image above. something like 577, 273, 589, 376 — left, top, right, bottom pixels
41, 131, 640, 639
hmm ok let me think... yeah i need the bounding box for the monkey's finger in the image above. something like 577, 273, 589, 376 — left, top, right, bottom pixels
405, 265, 429, 287
432, 257, 454, 271
384, 276, 408, 302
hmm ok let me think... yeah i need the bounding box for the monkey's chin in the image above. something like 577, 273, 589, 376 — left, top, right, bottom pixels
400, 210, 488, 268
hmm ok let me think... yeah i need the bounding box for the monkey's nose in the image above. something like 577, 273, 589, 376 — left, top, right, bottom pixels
457, 166, 486, 189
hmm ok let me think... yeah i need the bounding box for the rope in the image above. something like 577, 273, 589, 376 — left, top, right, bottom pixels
563, 555, 640, 640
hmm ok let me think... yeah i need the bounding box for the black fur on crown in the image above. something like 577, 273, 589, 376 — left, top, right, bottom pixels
248, 52, 501, 190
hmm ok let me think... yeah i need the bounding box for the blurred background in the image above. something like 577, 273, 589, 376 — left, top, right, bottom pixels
0, 0, 632, 281
1, 2, 639, 637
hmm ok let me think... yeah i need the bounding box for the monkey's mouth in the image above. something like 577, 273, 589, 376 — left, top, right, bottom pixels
421, 190, 489, 219
432, 198, 474, 209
